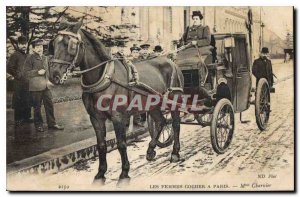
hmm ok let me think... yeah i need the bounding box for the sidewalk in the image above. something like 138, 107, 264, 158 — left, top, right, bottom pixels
6, 78, 147, 165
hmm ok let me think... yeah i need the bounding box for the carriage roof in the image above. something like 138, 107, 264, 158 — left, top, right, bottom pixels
213, 33, 247, 40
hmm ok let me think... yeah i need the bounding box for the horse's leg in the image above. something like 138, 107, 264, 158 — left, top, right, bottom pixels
111, 112, 130, 180
82, 94, 107, 183
170, 109, 181, 162
146, 108, 165, 161
91, 115, 108, 182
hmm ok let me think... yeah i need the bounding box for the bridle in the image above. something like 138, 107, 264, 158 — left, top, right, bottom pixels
50, 30, 121, 84
50, 30, 83, 84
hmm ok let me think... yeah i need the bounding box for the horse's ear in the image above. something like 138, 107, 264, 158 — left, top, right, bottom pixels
59, 17, 69, 30
71, 18, 83, 33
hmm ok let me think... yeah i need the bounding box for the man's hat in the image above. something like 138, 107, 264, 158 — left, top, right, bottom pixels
130, 44, 141, 52
192, 11, 203, 20
32, 39, 45, 47
17, 35, 27, 44
261, 47, 269, 54
140, 44, 150, 49
153, 45, 163, 52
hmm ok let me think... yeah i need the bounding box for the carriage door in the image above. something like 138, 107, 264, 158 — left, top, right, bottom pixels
234, 37, 251, 112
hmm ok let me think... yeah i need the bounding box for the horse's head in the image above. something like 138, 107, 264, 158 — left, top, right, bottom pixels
48, 18, 83, 85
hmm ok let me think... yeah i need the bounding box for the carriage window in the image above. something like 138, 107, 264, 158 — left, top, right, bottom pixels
232, 37, 248, 71
182, 69, 199, 88
216, 40, 224, 53
215, 39, 225, 62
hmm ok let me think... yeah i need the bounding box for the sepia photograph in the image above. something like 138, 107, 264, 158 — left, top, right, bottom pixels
5, 5, 295, 191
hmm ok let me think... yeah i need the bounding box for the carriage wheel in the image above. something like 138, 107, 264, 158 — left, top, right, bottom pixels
255, 78, 271, 131
211, 98, 234, 154
147, 111, 174, 148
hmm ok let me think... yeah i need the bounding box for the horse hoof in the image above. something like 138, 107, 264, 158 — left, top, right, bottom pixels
146, 150, 156, 161
117, 176, 131, 187
119, 174, 130, 179
170, 153, 180, 163
93, 177, 106, 185
93, 173, 106, 185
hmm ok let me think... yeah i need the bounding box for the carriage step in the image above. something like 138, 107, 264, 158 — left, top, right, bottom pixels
240, 112, 250, 124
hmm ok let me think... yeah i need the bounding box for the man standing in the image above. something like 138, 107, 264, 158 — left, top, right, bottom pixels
127, 44, 144, 126
139, 44, 151, 60
127, 44, 141, 85
152, 45, 164, 57
24, 39, 64, 132
252, 47, 274, 87
129, 44, 141, 61
7, 35, 32, 126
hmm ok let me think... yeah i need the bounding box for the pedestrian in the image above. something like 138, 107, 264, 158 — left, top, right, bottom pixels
153, 45, 163, 56
7, 35, 33, 126
252, 47, 274, 87
139, 44, 151, 60
129, 44, 141, 61
23, 39, 64, 132
128, 44, 144, 126
127, 44, 141, 85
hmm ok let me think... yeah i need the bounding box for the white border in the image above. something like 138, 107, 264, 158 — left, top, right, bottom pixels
1, 0, 298, 196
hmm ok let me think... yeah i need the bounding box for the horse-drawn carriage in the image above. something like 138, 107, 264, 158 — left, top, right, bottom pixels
148, 33, 274, 154
48, 19, 274, 181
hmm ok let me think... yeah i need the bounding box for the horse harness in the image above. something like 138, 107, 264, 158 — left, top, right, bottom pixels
49, 30, 171, 96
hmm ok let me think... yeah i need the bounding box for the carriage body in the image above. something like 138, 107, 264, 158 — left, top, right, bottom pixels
150, 33, 273, 154
178, 33, 252, 113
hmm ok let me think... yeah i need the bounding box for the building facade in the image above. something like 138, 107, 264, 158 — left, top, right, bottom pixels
28, 6, 265, 59
132, 6, 262, 59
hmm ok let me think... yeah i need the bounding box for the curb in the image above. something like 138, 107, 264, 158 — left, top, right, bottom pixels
7, 126, 149, 176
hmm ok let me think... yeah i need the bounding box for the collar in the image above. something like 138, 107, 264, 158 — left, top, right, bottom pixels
17, 49, 26, 55
192, 24, 202, 28
32, 52, 43, 60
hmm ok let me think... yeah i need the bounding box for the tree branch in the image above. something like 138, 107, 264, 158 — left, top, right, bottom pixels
8, 37, 18, 51
27, 27, 36, 54
39, 6, 69, 39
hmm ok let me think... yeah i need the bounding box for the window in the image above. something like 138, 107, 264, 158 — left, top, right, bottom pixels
232, 37, 248, 71
182, 69, 199, 87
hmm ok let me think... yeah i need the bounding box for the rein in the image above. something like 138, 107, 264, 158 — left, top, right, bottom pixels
51, 30, 185, 97
72, 58, 123, 75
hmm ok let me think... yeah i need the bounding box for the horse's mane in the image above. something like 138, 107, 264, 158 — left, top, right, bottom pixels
80, 29, 111, 61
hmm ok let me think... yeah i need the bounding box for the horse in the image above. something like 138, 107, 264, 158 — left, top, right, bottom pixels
48, 19, 184, 183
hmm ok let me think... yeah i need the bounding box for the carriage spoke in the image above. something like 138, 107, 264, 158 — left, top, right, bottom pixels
217, 111, 229, 148
156, 112, 173, 144
212, 99, 234, 153
217, 127, 223, 148
260, 87, 268, 102
259, 101, 269, 115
